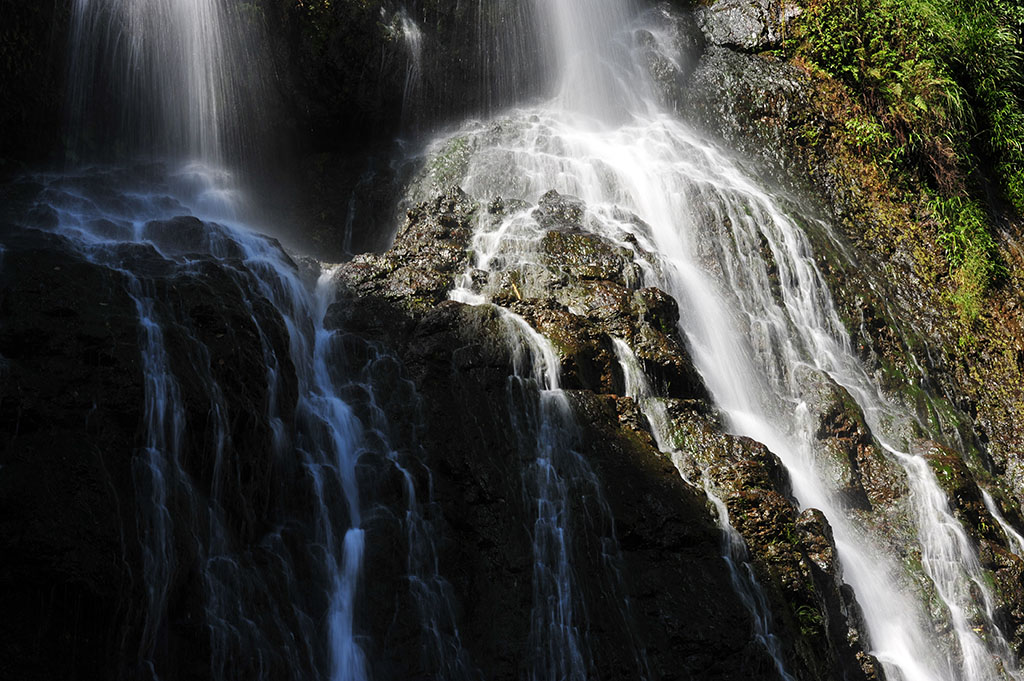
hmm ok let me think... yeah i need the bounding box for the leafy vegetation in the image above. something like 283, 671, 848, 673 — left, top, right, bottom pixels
930, 194, 1007, 320
783, 0, 1024, 319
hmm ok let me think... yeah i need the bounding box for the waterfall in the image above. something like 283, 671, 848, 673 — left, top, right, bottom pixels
12, 0, 1024, 677
613, 339, 796, 681
67, 0, 266, 165
7, 167, 368, 679
417, 0, 1023, 678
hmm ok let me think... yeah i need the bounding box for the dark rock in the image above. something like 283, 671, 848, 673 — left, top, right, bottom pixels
0, 214, 309, 681
0, 227, 145, 681
142, 215, 238, 258
540, 230, 636, 283
534, 189, 586, 231
666, 401, 879, 681
634, 4, 705, 112
333, 187, 478, 315
512, 300, 623, 393
329, 283, 787, 679
794, 365, 907, 512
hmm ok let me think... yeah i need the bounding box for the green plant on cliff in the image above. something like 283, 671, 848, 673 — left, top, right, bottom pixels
930, 194, 1007, 321
795, 603, 824, 638
786, 0, 1023, 319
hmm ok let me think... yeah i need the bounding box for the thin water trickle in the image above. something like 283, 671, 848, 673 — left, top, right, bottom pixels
5, 164, 388, 679
501, 310, 591, 681
613, 339, 796, 681
983, 490, 1024, 557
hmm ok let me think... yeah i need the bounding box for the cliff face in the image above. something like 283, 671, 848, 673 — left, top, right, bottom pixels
329, 187, 881, 680
685, 0, 1024, 575
0, 172, 880, 680
3, 0, 1024, 680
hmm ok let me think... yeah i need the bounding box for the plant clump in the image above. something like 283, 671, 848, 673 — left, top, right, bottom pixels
780, 0, 1023, 320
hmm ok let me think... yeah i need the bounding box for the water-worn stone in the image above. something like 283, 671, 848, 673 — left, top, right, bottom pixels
686, 46, 813, 180
696, 0, 801, 52
334, 186, 478, 315
635, 3, 705, 112
666, 401, 882, 681
794, 365, 907, 512
329, 290, 786, 679
323, 187, 884, 680
0, 215, 302, 681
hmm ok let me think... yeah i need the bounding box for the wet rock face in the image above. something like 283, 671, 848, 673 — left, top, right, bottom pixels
382, 304, 781, 679
913, 439, 1024, 652
686, 46, 813, 181
490, 190, 709, 401
0, 227, 146, 681
795, 366, 908, 513
635, 3, 705, 112
333, 187, 478, 320
667, 401, 881, 681
0, 206, 309, 681
328, 188, 880, 681
696, 0, 801, 52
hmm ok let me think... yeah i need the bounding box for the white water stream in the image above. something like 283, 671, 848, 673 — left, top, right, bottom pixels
45, 0, 1024, 677
68, 0, 265, 164
426, 0, 1023, 678
613, 338, 796, 681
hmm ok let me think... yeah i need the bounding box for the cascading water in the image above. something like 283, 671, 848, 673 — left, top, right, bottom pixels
5, 168, 373, 679
500, 314, 591, 681
11, 0, 1024, 677
416, 0, 1024, 678
437, 303, 649, 680
613, 338, 796, 681
40, 1, 472, 678
984, 490, 1024, 556
67, 0, 266, 165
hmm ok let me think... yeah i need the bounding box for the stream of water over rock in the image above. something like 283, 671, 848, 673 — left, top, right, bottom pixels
7, 0, 1023, 678
425, 0, 1024, 679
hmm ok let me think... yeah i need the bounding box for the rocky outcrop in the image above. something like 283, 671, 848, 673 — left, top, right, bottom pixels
1, 164, 904, 680
0, 184, 314, 681
686, 46, 814, 182
0, 226, 147, 681
682, 7, 1024, 654
327, 187, 879, 681
696, 0, 801, 52
667, 401, 882, 681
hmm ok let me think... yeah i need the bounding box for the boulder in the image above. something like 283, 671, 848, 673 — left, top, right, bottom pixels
695, 0, 802, 51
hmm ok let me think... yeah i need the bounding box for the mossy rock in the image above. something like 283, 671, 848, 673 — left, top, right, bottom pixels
540, 230, 638, 284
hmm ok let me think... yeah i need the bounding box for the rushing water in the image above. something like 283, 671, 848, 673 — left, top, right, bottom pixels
613, 338, 796, 681
7, 162, 482, 680
415, 0, 1024, 678
7, 166, 369, 679
20, 0, 1024, 677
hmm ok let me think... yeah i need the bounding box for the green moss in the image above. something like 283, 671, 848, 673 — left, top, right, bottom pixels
785, 0, 1024, 212
929, 459, 957, 487
929, 194, 1006, 322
